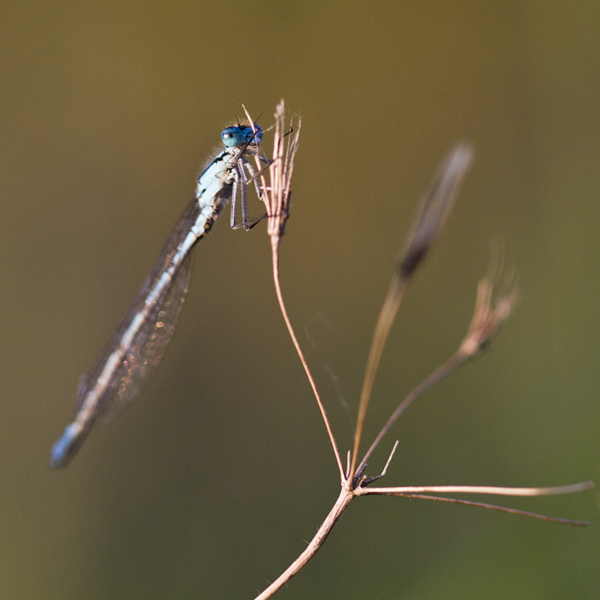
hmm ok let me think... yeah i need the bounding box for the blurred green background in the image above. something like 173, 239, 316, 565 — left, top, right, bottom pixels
1, 1, 599, 598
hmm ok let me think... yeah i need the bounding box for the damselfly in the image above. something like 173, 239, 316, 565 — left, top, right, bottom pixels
50, 123, 264, 468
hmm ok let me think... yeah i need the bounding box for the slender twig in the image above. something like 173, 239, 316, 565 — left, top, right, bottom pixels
254, 487, 354, 600
270, 248, 344, 478
356, 492, 591, 528
350, 273, 408, 479
360, 440, 400, 485
357, 482, 594, 528
358, 481, 595, 497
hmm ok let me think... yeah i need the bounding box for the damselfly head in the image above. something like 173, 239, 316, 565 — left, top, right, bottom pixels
221, 124, 263, 148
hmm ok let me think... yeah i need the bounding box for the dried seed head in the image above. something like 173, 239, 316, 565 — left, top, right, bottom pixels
399, 144, 472, 278
460, 252, 519, 357
244, 100, 301, 242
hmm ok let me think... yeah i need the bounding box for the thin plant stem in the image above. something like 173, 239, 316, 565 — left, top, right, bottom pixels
358, 481, 595, 497
356, 491, 591, 528
350, 274, 408, 480
253, 487, 354, 600
356, 482, 594, 528
271, 239, 344, 478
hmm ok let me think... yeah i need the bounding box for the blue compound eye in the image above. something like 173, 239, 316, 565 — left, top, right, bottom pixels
221, 126, 244, 147
220, 125, 263, 147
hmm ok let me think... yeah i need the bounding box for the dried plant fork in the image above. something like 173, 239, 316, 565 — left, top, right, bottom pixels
247, 101, 593, 600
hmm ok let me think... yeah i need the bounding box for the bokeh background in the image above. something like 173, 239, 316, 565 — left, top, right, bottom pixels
1, 1, 599, 598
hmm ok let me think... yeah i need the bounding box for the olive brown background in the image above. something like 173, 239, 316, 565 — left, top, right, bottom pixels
1, 1, 599, 598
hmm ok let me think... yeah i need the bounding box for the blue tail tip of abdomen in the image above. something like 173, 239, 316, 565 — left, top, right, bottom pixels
49, 423, 80, 468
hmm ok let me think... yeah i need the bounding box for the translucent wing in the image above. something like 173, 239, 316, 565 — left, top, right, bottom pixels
75, 197, 205, 419
99, 251, 193, 423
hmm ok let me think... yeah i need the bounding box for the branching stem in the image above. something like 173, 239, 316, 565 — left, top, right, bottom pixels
249, 105, 592, 598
